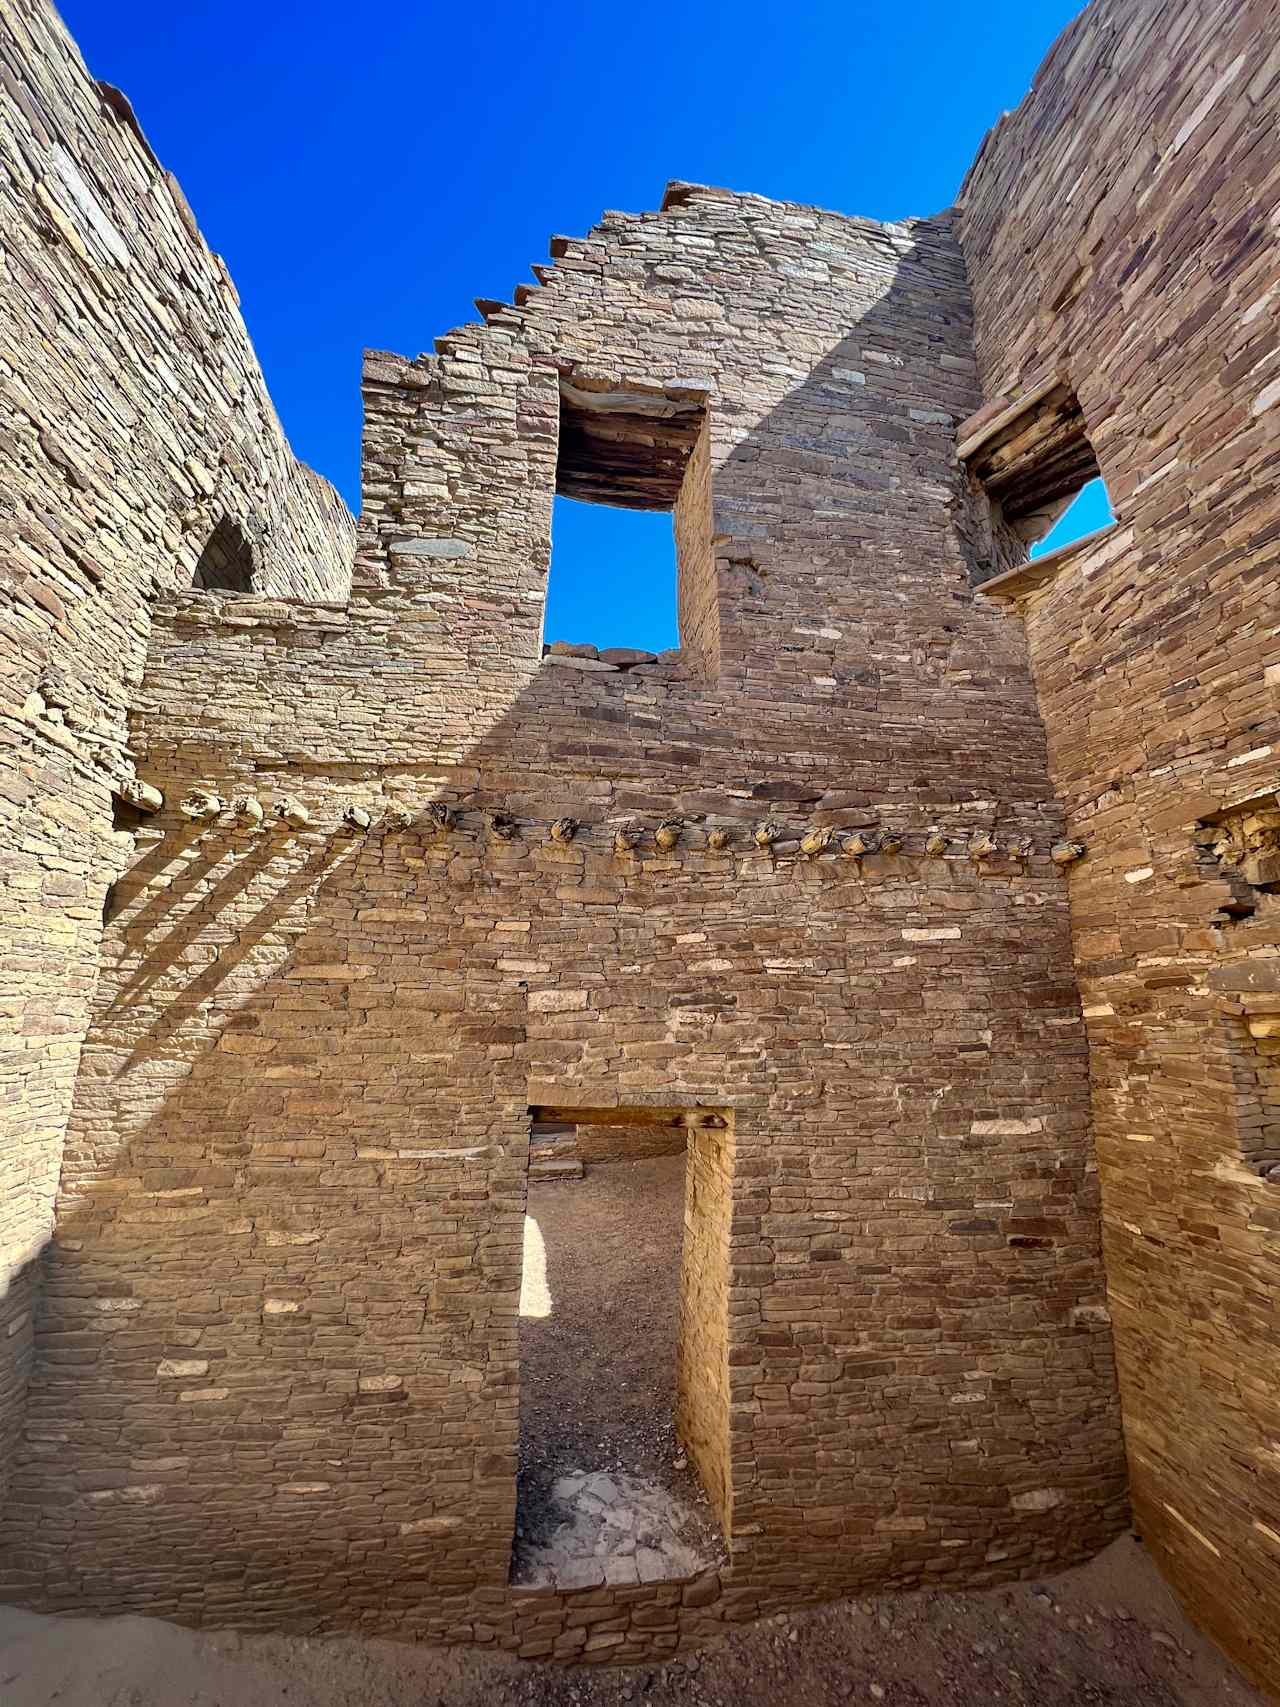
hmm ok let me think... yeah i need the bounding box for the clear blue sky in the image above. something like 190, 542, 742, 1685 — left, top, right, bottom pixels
64, 0, 1094, 650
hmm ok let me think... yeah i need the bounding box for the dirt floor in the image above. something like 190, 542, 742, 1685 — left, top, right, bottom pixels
516, 1153, 718, 1561
0, 1535, 1267, 1706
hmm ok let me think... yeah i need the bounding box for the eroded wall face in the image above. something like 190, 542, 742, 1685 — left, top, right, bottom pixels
0, 183, 1125, 1654
677, 1118, 735, 1538
958, 0, 1280, 1691
0, 2, 354, 1496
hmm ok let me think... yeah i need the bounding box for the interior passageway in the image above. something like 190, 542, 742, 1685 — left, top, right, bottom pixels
512, 1149, 723, 1588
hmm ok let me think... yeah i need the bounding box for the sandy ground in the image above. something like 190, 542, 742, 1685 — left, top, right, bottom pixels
516, 1153, 717, 1559
0, 1535, 1266, 1706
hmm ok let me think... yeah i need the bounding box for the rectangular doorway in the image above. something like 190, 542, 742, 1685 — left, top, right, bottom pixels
512, 1103, 733, 1589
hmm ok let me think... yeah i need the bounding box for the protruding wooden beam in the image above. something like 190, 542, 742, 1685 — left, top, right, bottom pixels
977, 523, 1119, 603
955, 369, 1065, 462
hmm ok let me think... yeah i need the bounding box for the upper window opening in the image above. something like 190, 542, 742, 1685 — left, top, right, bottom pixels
544, 498, 678, 654
193, 515, 256, 593
544, 378, 713, 668
965, 379, 1100, 544
960, 378, 1116, 584
555, 377, 703, 509
1031, 477, 1114, 558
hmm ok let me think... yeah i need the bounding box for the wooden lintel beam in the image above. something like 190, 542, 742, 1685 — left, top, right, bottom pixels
955, 369, 1068, 463
530, 1104, 731, 1130
971, 405, 1091, 488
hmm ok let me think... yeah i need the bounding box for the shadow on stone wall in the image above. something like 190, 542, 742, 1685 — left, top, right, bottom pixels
0, 241, 1127, 1637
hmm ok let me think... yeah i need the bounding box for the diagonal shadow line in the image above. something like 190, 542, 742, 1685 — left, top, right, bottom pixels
115, 837, 358, 1071
105, 834, 281, 1018
112, 824, 243, 943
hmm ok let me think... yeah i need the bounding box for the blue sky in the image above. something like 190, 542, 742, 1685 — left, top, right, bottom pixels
65, 0, 1092, 650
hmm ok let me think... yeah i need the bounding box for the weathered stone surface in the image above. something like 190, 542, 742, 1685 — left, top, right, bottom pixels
957, 1, 1280, 1691
598, 647, 657, 667
387, 536, 474, 559
0, 31, 1124, 1652
0, 121, 1124, 1647
512, 1471, 717, 1591
0, 0, 354, 1518
1, 0, 1274, 1690
543, 653, 619, 672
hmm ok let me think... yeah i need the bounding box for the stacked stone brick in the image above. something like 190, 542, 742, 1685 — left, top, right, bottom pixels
958, 1, 1280, 1688
0, 93, 1126, 1657
0, 0, 353, 1508
0, 0, 1276, 1693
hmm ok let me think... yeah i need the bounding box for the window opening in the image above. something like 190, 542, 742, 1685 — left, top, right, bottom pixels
1030, 476, 1114, 558
960, 378, 1115, 579
512, 1103, 732, 1590
543, 378, 714, 669
544, 497, 678, 654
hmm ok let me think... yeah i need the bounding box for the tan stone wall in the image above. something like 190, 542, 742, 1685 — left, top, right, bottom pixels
957, 0, 1280, 1691
673, 421, 718, 679
0, 177, 1125, 1642
0, 0, 354, 1500
8, 0, 1280, 1671
676, 1119, 735, 1537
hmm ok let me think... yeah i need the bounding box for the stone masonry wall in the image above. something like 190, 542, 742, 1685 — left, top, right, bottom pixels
0, 180, 1126, 1653
0, 0, 355, 1502
957, 0, 1280, 1692
676, 1117, 736, 1539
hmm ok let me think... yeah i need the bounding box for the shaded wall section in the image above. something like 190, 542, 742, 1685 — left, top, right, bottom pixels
1, 184, 1124, 1652
956, 0, 1280, 1692
0, 0, 354, 1500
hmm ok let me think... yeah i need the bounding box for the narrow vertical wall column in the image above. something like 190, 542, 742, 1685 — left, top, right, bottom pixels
352, 332, 560, 758
673, 421, 719, 679
676, 1113, 736, 1535
957, 0, 1280, 1690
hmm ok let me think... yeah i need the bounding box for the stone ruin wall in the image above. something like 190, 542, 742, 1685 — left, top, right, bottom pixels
0, 0, 355, 1503
0, 168, 1129, 1657
955, 0, 1280, 1693
2, 0, 1278, 1689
